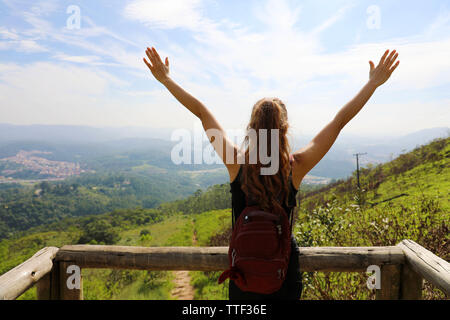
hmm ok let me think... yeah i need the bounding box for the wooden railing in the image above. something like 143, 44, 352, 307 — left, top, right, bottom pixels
0, 239, 448, 300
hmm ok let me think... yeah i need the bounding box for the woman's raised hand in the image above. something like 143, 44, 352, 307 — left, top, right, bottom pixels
143, 47, 170, 83
368, 49, 400, 87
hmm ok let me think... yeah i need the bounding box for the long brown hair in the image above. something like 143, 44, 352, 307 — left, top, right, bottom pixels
240, 97, 291, 213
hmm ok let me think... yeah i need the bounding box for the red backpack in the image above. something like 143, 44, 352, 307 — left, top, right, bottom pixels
218, 158, 295, 294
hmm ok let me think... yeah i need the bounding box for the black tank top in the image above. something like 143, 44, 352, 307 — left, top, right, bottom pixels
228, 165, 303, 299
230, 165, 298, 225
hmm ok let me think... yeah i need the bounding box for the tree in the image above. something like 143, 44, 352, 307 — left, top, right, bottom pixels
78, 219, 120, 245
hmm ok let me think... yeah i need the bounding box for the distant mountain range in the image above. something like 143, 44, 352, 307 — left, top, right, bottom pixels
0, 123, 174, 143
0, 123, 448, 179
290, 126, 449, 178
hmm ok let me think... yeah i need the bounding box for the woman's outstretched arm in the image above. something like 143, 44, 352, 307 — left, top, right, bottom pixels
143, 47, 241, 180
291, 49, 400, 188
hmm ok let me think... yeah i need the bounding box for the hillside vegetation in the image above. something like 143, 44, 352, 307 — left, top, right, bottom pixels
0, 137, 448, 300
294, 137, 449, 299
188, 137, 449, 299
0, 168, 231, 240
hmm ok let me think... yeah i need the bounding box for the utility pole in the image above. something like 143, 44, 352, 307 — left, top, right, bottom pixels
353, 153, 367, 189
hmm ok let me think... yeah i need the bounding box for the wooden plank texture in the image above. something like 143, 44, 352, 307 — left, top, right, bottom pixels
400, 264, 423, 300
0, 247, 59, 300
56, 245, 405, 272
376, 264, 401, 300
397, 240, 450, 296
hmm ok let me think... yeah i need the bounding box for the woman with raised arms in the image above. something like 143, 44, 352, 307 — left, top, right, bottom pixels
143, 46, 399, 300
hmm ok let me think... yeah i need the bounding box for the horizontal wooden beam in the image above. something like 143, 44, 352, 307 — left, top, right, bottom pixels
0, 247, 59, 300
56, 245, 405, 272
56, 246, 228, 271
397, 240, 450, 295
299, 246, 405, 272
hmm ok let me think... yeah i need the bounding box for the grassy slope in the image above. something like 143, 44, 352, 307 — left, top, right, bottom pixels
294, 137, 449, 299
82, 214, 196, 300
2, 137, 448, 300
187, 138, 449, 300
1, 210, 230, 300
190, 209, 231, 300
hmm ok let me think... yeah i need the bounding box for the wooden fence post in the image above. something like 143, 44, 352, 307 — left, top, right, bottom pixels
376, 264, 401, 300
58, 261, 83, 300
397, 240, 449, 296
36, 261, 61, 300
36, 272, 51, 300
399, 263, 422, 300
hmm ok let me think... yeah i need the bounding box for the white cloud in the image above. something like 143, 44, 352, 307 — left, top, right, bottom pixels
1, 0, 141, 71
425, 10, 450, 37
0, 62, 118, 95
0, 39, 48, 53
0, 62, 131, 124
253, 0, 302, 31
53, 54, 100, 64
340, 99, 450, 136
0, 27, 48, 52
0, 27, 20, 40
119, 0, 450, 135
311, 4, 355, 34
124, 0, 205, 30
0, 61, 186, 128
1, 0, 449, 136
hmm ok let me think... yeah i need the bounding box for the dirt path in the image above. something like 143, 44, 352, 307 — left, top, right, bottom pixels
170, 220, 198, 300
171, 270, 195, 300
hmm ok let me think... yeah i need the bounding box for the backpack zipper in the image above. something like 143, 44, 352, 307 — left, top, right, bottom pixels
277, 268, 285, 279
277, 224, 282, 235
231, 248, 237, 267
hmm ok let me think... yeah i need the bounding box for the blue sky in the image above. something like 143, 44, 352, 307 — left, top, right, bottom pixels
0, 0, 449, 137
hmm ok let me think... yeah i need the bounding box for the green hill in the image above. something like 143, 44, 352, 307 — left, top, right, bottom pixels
294, 136, 449, 299
0, 137, 448, 300
0, 168, 231, 240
